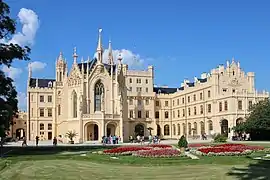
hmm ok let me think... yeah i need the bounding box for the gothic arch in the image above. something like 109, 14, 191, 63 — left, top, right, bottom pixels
72, 90, 77, 118
164, 124, 170, 136
94, 80, 104, 112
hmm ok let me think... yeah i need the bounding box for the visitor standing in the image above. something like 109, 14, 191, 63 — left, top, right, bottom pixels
35, 136, 39, 146
22, 137, 27, 146
53, 137, 57, 146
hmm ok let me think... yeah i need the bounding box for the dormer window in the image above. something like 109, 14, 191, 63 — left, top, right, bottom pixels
158, 89, 161, 94
48, 81, 52, 88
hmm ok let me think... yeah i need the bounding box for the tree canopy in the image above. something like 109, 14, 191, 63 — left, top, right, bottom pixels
0, 0, 31, 137
234, 98, 270, 133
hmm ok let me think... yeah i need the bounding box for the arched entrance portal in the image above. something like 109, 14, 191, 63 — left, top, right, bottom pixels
157, 125, 161, 136
135, 124, 144, 136
236, 117, 244, 125
221, 119, 229, 137
86, 124, 99, 141
15, 128, 25, 140
107, 123, 116, 137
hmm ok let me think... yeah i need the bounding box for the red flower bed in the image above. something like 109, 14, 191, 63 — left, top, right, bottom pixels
133, 149, 180, 158
148, 144, 172, 148
197, 143, 264, 156
103, 146, 151, 155
188, 144, 206, 148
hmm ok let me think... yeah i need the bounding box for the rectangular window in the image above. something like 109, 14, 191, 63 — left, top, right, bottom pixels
248, 101, 252, 109
193, 94, 196, 101
146, 87, 148, 93
138, 110, 142, 118
48, 95, 52, 103
31, 108, 33, 117
194, 107, 197, 115
145, 110, 149, 118
188, 108, 191, 116
129, 99, 133, 105
165, 101, 169, 106
129, 87, 132, 92
208, 90, 211, 98
224, 101, 228, 111
200, 93, 203, 100
219, 102, 222, 112
39, 108, 44, 117
207, 104, 211, 113
177, 99, 179, 105
136, 87, 142, 92
129, 78, 132, 83
177, 110, 180, 117
145, 79, 148, 84
182, 98, 185, 104
182, 109, 185, 117
58, 105, 61, 115
48, 108, 52, 117
238, 100, 243, 110
156, 101, 160, 106
155, 111, 159, 119
200, 105, 203, 114
40, 95, 44, 102
136, 78, 141, 83
165, 111, 169, 118
145, 99, 149, 105
188, 96, 190, 103
48, 123, 52, 130
31, 94, 34, 102
173, 111, 175, 118
129, 110, 133, 118
137, 100, 142, 106
172, 100, 175, 106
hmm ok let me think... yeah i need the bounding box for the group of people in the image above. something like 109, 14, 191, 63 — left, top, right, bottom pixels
129, 134, 161, 144
232, 132, 251, 141
21, 136, 58, 146
102, 135, 121, 145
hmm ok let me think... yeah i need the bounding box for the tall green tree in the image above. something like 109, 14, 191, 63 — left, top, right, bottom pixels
234, 98, 270, 133
0, 0, 31, 138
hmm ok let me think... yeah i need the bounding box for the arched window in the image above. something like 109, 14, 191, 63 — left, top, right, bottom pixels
164, 125, 170, 136
182, 123, 186, 135
58, 104, 61, 115
193, 122, 197, 135
165, 111, 169, 118
173, 124, 176, 135
208, 120, 213, 132
177, 124, 180, 135
188, 123, 192, 135
73, 91, 77, 118
40, 123, 44, 130
200, 121, 205, 135
94, 80, 104, 111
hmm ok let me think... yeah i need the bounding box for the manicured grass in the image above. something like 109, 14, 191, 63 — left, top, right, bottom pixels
0, 147, 269, 179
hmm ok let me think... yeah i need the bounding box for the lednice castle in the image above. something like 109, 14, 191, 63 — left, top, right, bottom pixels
26, 29, 269, 143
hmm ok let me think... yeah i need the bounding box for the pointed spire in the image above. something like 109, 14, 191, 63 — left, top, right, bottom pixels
108, 40, 114, 65
73, 47, 78, 64
232, 57, 235, 64
81, 57, 84, 74
28, 63, 32, 79
226, 60, 230, 67
86, 56, 90, 76
97, 28, 103, 52
59, 51, 64, 60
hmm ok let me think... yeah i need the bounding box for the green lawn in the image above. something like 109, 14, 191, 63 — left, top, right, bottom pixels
0, 149, 269, 179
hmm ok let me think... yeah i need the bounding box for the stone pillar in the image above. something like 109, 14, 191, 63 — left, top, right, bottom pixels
100, 119, 104, 142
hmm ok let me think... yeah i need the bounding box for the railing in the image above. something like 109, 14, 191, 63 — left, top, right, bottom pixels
82, 113, 121, 119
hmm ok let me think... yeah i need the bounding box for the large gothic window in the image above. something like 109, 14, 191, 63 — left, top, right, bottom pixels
73, 91, 77, 118
94, 80, 104, 111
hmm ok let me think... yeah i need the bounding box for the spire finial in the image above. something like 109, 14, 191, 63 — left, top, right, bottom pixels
58, 51, 64, 60
73, 47, 78, 64
118, 53, 123, 63
97, 28, 103, 51
28, 62, 32, 78
108, 40, 113, 65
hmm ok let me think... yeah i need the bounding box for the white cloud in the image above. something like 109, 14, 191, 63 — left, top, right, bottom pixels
94, 49, 144, 68
0, 8, 40, 46
28, 61, 47, 72
17, 92, 27, 110
1, 66, 22, 79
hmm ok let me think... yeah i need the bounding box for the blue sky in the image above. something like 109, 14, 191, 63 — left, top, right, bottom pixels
4, 0, 270, 110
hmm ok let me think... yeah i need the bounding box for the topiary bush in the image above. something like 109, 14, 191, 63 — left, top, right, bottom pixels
214, 133, 227, 143
178, 135, 188, 148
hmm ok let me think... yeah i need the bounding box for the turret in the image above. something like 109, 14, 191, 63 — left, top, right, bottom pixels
56, 51, 66, 83
96, 28, 103, 64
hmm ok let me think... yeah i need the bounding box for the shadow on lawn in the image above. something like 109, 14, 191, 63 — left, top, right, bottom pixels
0, 145, 116, 157
227, 158, 270, 180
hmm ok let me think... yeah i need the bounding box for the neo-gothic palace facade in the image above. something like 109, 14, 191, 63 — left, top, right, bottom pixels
26, 30, 269, 143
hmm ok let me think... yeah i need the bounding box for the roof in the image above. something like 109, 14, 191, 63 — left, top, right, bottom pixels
77, 58, 116, 75
154, 87, 178, 94
29, 78, 55, 88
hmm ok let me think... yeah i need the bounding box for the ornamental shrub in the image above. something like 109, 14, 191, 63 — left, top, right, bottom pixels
214, 133, 227, 143
178, 135, 188, 148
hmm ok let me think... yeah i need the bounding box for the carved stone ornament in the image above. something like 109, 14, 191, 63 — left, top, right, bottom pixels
229, 78, 241, 87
